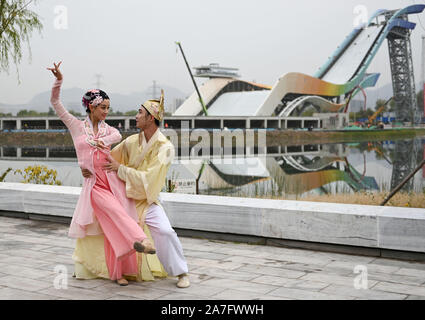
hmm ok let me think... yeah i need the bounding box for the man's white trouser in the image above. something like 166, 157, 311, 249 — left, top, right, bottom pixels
144, 203, 189, 276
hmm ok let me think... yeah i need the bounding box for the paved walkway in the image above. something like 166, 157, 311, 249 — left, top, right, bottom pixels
1, 215, 425, 300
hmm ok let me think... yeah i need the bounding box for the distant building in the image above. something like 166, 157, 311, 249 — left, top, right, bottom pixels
193, 63, 241, 79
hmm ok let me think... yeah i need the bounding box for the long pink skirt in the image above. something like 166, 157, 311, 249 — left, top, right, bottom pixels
90, 150, 146, 280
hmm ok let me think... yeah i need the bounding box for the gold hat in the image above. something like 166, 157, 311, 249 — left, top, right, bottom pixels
142, 90, 164, 121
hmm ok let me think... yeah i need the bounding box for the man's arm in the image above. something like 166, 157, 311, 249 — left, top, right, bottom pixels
105, 143, 174, 204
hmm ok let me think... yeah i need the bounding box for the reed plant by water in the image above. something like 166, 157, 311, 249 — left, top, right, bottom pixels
270, 191, 424, 209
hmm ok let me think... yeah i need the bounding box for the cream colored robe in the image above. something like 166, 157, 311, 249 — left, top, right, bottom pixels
72, 129, 174, 281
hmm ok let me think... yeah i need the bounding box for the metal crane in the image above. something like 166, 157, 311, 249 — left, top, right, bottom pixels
175, 41, 208, 116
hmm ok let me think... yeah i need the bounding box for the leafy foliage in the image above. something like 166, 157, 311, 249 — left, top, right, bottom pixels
0, 0, 43, 75
0, 167, 12, 181
14, 165, 62, 185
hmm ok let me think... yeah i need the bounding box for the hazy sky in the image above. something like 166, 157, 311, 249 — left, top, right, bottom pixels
1, 0, 425, 105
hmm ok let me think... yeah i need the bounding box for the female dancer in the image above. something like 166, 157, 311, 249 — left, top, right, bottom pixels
47, 61, 155, 286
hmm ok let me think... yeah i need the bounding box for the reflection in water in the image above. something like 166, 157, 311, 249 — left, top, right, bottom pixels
390, 139, 422, 191
1, 138, 424, 198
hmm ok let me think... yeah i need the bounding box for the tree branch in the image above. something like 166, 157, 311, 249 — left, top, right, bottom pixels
0, 0, 35, 38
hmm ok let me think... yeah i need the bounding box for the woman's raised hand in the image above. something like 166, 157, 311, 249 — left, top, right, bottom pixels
47, 61, 63, 80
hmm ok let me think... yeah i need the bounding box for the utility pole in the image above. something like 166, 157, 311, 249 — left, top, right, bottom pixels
422, 35, 425, 120
149, 80, 159, 99
422, 35, 425, 178
94, 74, 104, 89
175, 41, 208, 116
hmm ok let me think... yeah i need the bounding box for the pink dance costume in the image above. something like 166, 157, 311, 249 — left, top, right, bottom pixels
50, 79, 146, 280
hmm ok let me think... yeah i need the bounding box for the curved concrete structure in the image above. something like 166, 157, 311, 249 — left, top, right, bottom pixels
257, 4, 425, 116
174, 78, 271, 116
174, 5, 424, 119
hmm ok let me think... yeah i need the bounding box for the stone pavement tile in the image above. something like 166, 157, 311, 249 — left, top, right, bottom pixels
223, 255, 331, 269
34, 263, 75, 279
405, 295, 425, 300
325, 261, 401, 275
0, 255, 50, 268
0, 275, 52, 292
0, 226, 22, 236
183, 249, 231, 261
0, 248, 54, 260
0, 287, 59, 300
0, 252, 9, 261
0, 240, 52, 252
313, 251, 376, 264
222, 256, 287, 269
179, 237, 211, 245
300, 272, 379, 288
274, 254, 338, 267
38, 272, 107, 289
213, 247, 277, 260
235, 264, 306, 279
39, 246, 75, 255
367, 272, 425, 286
268, 286, 355, 300
321, 284, 407, 300
141, 277, 226, 298
0, 224, 37, 234
278, 278, 330, 291
190, 266, 259, 282
371, 281, 425, 297
106, 295, 141, 300
40, 239, 76, 249
58, 276, 108, 290
157, 291, 215, 300
260, 245, 323, 257
40, 234, 75, 242
211, 289, 290, 300
318, 265, 363, 277
250, 275, 329, 291
184, 272, 214, 284
186, 256, 244, 271
19, 243, 55, 251
184, 243, 248, 256
92, 282, 170, 300
34, 253, 74, 265
0, 263, 55, 280
208, 241, 266, 254
1, 233, 54, 245
368, 258, 425, 270
200, 278, 278, 295
0, 217, 33, 226
395, 268, 425, 279
40, 285, 116, 300
264, 252, 334, 267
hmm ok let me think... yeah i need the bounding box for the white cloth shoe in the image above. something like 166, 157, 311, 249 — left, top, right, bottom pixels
177, 274, 190, 288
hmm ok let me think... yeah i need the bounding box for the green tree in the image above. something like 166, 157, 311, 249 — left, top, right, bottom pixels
417, 89, 423, 111
0, 0, 43, 75
375, 99, 388, 112
125, 110, 138, 116
109, 108, 123, 116
69, 110, 83, 117
17, 108, 38, 116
